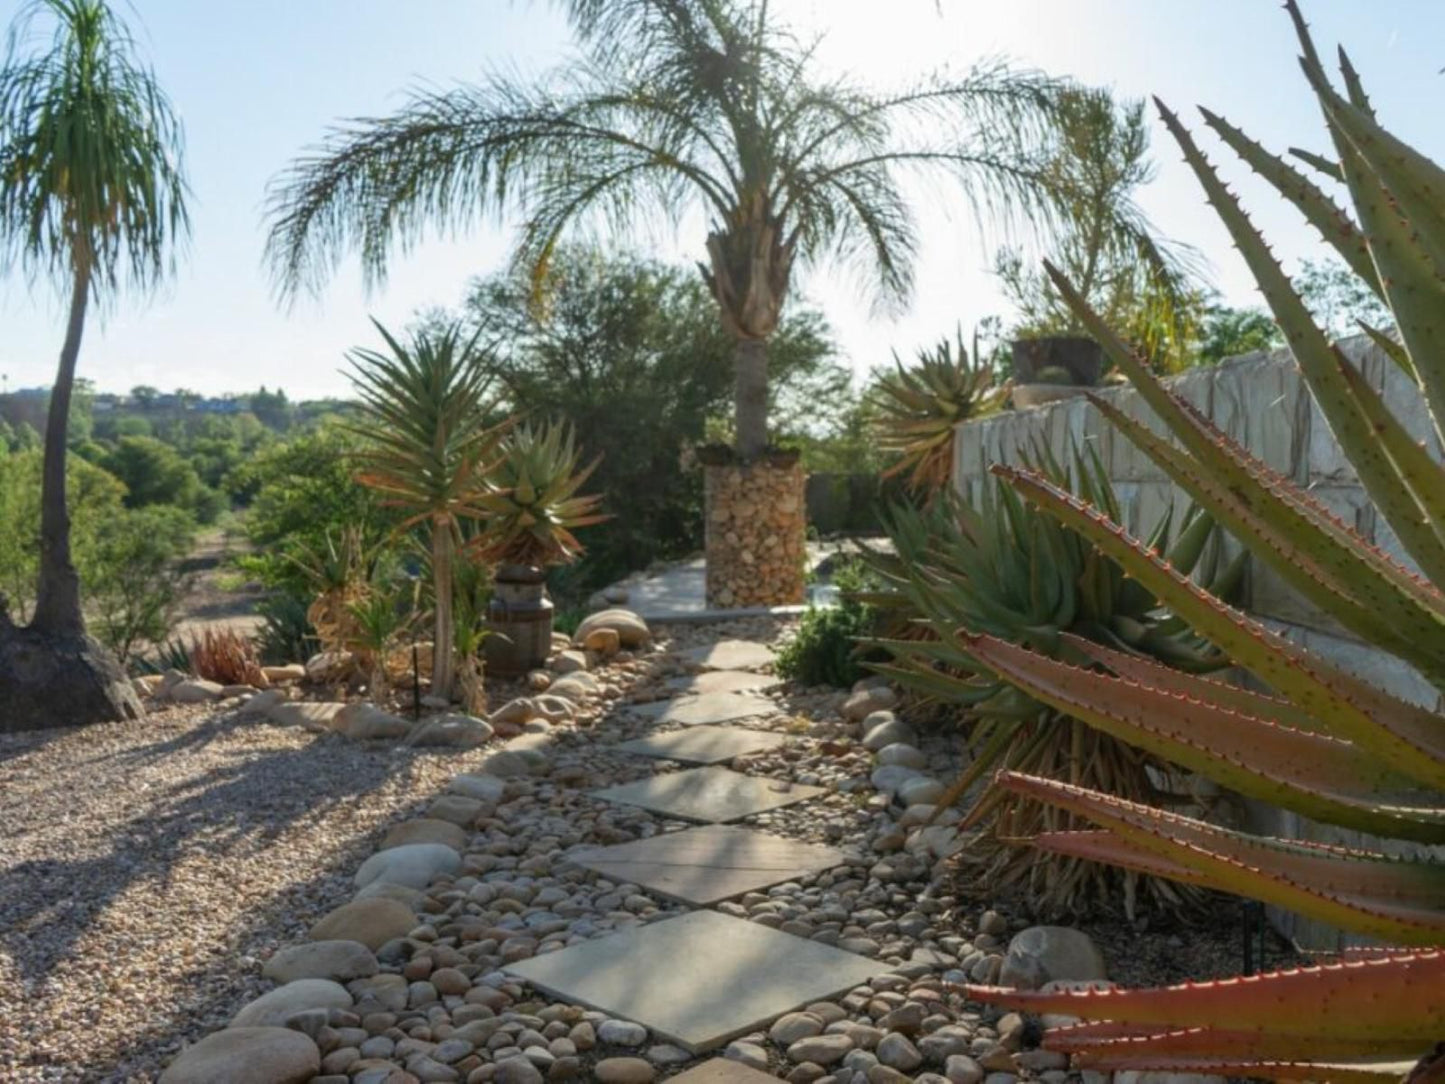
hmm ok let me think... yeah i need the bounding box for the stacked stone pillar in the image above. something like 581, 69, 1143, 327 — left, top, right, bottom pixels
704, 458, 806, 608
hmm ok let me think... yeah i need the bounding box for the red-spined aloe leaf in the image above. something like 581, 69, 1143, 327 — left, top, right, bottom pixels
1059, 634, 1328, 734
964, 949, 1445, 1040
995, 773, 1445, 943
1045, 1022, 1427, 1062
1069, 1055, 1419, 1083
965, 635, 1445, 844
1154, 97, 1445, 594
993, 464, 1445, 789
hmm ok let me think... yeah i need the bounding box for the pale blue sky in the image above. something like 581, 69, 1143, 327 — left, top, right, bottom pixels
1, 0, 1440, 398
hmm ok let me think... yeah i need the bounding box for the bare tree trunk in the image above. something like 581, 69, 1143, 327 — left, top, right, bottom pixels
734, 336, 769, 461
30, 268, 89, 636
431, 523, 455, 700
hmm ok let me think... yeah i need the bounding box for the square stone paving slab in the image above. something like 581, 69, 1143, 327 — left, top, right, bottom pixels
590, 766, 826, 823
666, 670, 782, 696
503, 910, 882, 1052
567, 824, 851, 906
615, 725, 788, 765
669, 1058, 782, 1081
627, 692, 779, 726
677, 639, 778, 672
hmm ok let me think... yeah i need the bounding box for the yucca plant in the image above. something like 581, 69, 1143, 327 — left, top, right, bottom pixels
871, 326, 1007, 497
345, 320, 507, 700
476, 421, 605, 570
285, 526, 375, 666
960, 5, 1445, 1078
871, 450, 1241, 916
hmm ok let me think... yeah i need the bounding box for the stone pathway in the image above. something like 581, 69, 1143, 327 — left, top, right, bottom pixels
152, 614, 1071, 1084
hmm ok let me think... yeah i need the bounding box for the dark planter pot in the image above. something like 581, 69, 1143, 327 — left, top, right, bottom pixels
1010, 336, 1105, 387
484, 563, 554, 676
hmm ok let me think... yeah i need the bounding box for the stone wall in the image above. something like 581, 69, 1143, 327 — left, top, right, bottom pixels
952, 337, 1444, 949
705, 460, 807, 608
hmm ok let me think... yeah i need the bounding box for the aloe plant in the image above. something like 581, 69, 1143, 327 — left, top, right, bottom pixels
871, 449, 1241, 916
870, 326, 1007, 497
958, 5, 1445, 1079
475, 421, 606, 569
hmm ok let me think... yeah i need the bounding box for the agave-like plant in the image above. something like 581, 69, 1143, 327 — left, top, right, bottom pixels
871, 326, 1007, 497
475, 421, 606, 570
959, 5, 1445, 1078
871, 449, 1241, 916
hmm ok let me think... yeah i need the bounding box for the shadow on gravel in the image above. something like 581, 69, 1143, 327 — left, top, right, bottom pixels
0, 726, 421, 991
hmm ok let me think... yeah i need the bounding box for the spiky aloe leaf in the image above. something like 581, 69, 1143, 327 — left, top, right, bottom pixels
964, 949, 1445, 1040
1289, 145, 1344, 182
1045, 1022, 1427, 1062
1042, 262, 1445, 684
1153, 98, 1445, 593
964, 637, 1445, 844
1199, 107, 1377, 292
993, 464, 1445, 787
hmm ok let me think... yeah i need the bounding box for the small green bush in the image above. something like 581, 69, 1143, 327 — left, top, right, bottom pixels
775, 559, 881, 688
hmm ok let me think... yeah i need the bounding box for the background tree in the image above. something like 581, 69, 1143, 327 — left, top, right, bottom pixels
436, 247, 847, 591
265, 0, 1085, 461
993, 89, 1203, 371
1194, 299, 1282, 365
1295, 255, 1392, 341
0, 0, 188, 728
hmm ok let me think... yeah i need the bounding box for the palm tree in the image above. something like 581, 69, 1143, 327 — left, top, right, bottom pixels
265, 0, 1078, 461
344, 320, 504, 700
0, 0, 187, 728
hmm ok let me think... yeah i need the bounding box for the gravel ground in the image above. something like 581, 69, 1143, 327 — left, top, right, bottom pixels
0, 703, 495, 1082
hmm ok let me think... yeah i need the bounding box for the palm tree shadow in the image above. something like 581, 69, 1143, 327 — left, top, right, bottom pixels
0, 732, 420, 992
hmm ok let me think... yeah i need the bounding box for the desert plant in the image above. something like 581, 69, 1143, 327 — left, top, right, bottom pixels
776, 560, 883, 688
188, 628, 263, 688
961, 6, 1445, 1076
344, 320, 506, 699
286, 527, 376, 664
260, 1, 1120, 463
253, 593, 314, 666
871, 451, 1240, 917
345, 588, 411, 706
0, 0, 188, 726
870, 326, 1007, 497
475, 421, 605, 570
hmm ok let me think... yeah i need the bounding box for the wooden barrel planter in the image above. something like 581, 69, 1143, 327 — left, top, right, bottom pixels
484, 563, 554, 675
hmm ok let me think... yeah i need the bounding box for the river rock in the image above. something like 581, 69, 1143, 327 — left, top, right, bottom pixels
262, 940, 378, 983
998, 926, 1107, 990
159, 1027, 319, 1083
230, 979, 352, 1027
380, 818, 468, 852
336, 703, 412, 741
404, 713, 493, 748
575, 609, 651, 649
170, 679, 224, 703
308, 898, 416, 950
353, 843, 460, 891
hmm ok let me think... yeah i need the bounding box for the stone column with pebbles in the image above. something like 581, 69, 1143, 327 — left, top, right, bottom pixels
704, 458, 807, 608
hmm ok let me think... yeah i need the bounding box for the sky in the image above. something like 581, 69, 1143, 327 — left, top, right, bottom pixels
1, 0, 1441, 399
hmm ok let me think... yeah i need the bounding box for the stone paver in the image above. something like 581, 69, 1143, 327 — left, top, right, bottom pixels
678, 639, 778, 672
589, 767, 826, 823
665, 671, 782, 696
669, 1058, 782, 1081
503, 910, 881, 1052
627, 692, 779, 726
615, 725, 788, 765
568, 825, 850, 906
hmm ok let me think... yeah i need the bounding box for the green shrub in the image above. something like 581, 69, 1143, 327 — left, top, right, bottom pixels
87, 505, 196, 662
775, 559, 881, 688
253, 593, 315, 665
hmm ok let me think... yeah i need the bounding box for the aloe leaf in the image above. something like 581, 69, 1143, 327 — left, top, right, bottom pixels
1289, 145, 1344, 182
964, 946, 1445, 1039
994, 464, 1445, 786
1045, 1021, 1428, 1062
1357, 321, 1419, 383
965, 637, 1445, 843
1066, 1056, 1420, 1083
1200, 107, 1377, 294
1154, 99, 1445, 592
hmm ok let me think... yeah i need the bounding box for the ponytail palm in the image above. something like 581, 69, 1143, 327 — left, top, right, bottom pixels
0, 0, 188, 638
344, 321, 505, 700
266, 0, 1076, 460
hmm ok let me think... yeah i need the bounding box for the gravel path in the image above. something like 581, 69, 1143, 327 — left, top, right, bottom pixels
0, 704, 488, 1082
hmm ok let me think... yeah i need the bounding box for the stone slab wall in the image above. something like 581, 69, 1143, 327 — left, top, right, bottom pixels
705, 461, 807, 608
952, 337, 1444, 949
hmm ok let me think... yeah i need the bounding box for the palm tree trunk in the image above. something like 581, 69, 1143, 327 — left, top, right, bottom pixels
734, 336, 769, 460
431, 522, 455, 700
30, 267, 89, 637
